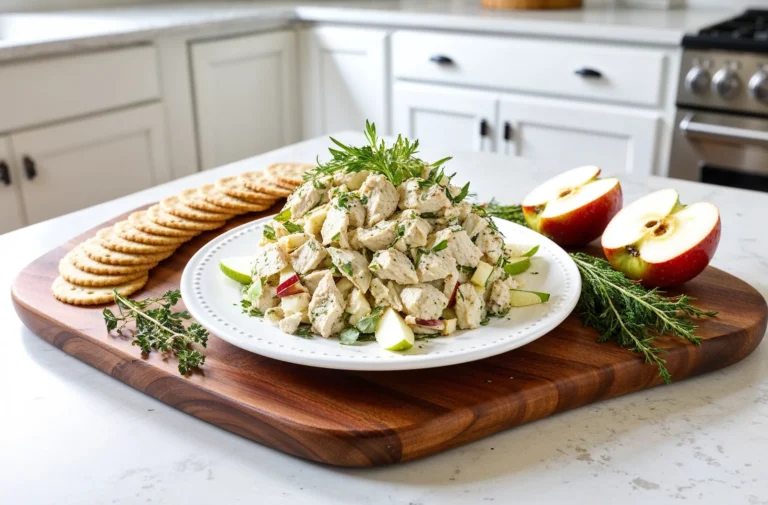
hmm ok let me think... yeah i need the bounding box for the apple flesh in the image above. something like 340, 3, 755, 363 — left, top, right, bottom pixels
601, 189, 721, 287
523, 165, 623, 246
277, 274, 303, 298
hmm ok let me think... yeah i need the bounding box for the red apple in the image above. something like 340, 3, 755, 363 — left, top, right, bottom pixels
523, 165, 623, 246
601, 189, 721, 287
447, 280, 459, 308
277, 274, 303, 298
415, 319, 445, 328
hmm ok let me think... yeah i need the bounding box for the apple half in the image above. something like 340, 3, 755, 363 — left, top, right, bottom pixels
601, 189, 721, 287
523, 165, 623, 246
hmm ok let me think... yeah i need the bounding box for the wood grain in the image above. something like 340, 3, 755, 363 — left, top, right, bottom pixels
11, 208, 767, 467
481, 0, 582, 10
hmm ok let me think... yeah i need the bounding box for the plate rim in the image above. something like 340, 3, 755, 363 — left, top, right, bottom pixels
180, 214, 581, 371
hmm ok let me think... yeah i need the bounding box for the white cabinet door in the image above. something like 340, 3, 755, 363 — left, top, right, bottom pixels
393, 82, 498, 153
0, 135, 25, 234
300, 26, 389, 137
12, 103, 170, 225
497, 95, 659, 175
191, 30, 300, 170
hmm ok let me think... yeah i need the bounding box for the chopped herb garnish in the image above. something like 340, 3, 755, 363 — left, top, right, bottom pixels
294, 324, 314, 339
356, 306, 384, 334
275, 208, 292, 222
331, 231, 341, 242
339, 327, 361, 345
336, 192, 349, 210
420, 212, 439, 219
480, 317, 491, 326
263, 225, 276, 241
432, 240, 448, 252
340, 261, 354, 277
241, 298, 264, 318
283, 221, 304, 233
389, 224, 406, 248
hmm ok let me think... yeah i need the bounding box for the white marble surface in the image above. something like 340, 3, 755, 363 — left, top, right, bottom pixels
0, 1, 738, 61
1, 133, 767, 504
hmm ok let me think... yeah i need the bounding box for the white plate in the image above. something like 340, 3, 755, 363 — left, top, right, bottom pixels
180, 215, 581, 371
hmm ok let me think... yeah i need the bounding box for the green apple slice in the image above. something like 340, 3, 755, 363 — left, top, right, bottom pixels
504, 244, 540, 258
503, 257, 531, 276
220, 256, 253, 284
471, 261, 494, 287
246, 280, 263, 300
375, 307, 415, 351
509, 288, 550, 307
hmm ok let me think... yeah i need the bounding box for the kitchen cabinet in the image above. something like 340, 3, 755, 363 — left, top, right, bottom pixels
497, 95, 660, 175
191, 30, 300, 171
392, 81, 497, 153
0, 135, 25, 234
11, 103, 170, 225
300, 26, 389, 137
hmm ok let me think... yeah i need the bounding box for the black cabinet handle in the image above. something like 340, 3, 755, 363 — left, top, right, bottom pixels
429, 55, 454, 65
503, 121, 513, 141
0, 161, 10, 186
479, 119, 489, 137
575, 67, 603, 78
23, 156, 37, 180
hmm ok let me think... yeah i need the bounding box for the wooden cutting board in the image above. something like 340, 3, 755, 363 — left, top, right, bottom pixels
12, 208, 767, 467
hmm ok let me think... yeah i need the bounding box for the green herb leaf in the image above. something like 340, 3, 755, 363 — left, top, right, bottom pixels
432, 239, 449, 253
275, 208, 292, 222
420, 212, 439, 219
103, 289, 208, 376
479, 317, 491, 326
339, 327, 361, 345
336, 192, 349, 210
389, 224, 406, 248
294, 324, 315, 339
451, 182, 470, 204
331, 232, 341, 242
356, 306, 384, 334
263, 225, 276, 241
283, 221, 304, 233
340, 261, 354, 277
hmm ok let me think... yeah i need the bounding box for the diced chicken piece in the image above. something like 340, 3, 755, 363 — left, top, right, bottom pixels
264, 306, 283, 325
357, 220, 397, 251
488, 276, 521, 315
335, 277, 355, 299
302, 269, 331, 295
278, 312, 303, 334
475, 228, 505, 264
249, 283, 279, 313
416, 251, 457, 283
333, 170, 369, 190
302, 205, 328, 237
260, 219, 292, 246
400, 283, 448, 320
252, 243, 289, 279
321, 205, 350, 248
289, 237, 328, 274
278, 233, 310, 254
369, 278, 403, 311
370, 249, 418, 285
281, 292, 310, 317
360, 174, 399, 226
397, 211, 432, 249
456, 201, 472, 222
455, 284, 485, 329
327, 247, 372, 293
286, 180, 327, 219
398, 179, 452, 214
308, 272, 346, 338
429, 228, 483, 269
462, 212, 488, 239
347, 194, 366, 228
346, 288, 372, 326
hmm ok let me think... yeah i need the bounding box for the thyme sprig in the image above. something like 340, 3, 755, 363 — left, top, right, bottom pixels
103, 289, 208, 375
484, 203, 717, 382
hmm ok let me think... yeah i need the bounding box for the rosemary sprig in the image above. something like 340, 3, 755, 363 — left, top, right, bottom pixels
103, 289, 208, 375
484, 202, 717, 382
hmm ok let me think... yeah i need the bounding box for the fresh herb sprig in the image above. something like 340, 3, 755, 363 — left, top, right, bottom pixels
103, 290, 208, 375
484, 203, 717, 382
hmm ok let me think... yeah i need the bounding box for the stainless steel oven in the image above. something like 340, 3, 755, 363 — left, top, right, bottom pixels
670, 109, 768, 192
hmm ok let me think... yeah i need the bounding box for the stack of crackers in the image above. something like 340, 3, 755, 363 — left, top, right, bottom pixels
52, 162, 310, 306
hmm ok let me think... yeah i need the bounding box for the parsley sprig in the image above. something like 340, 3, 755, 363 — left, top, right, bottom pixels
103, 290, 208, 375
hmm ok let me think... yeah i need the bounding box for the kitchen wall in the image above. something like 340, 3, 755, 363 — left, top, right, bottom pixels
0, 0, 198, 12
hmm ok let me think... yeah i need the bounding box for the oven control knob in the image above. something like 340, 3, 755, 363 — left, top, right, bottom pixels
749, 71, 768, 101
685, 66, 710, 95
712, 68, 742, 100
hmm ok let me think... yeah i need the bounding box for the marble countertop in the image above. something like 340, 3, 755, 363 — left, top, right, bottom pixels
1, 133, 766, 504
0, 1, 738, 61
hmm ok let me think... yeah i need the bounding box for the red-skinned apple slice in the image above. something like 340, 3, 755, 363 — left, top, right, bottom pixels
601, 189, 721, 287
447, 280, 459, 308
523, 165, 623, 246
277, 274, 303, 298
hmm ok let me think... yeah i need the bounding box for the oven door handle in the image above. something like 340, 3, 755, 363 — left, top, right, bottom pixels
680, 114, 768, 146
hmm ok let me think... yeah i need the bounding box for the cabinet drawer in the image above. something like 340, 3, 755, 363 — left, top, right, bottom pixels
0, 46, 160, 132
392, 31, 668, 108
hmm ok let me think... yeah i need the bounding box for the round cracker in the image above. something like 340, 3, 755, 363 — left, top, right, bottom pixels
198, 184, 273, 213
97, 227, 179, 255
69, 245, 157, 275
215, 176, 277, 204
52, 274, 149, 306
128, 211, 200, 238
146, 205, 227, 232
83, 237, 174, 266
161, 196, 236, 222
114, 220, 191, 246
239, 171, 294, 198
265, 162, 313, 187
59, 250, 146, 287
178, 188, 236, 213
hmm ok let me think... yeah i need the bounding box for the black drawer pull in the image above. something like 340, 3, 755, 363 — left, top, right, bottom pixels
23, 156, 37, 180
429, 55, 454, 65
575, 67, 603, 78
480, 119, 489, 137
0, 161, 10, 186
503, 121, 513, 141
